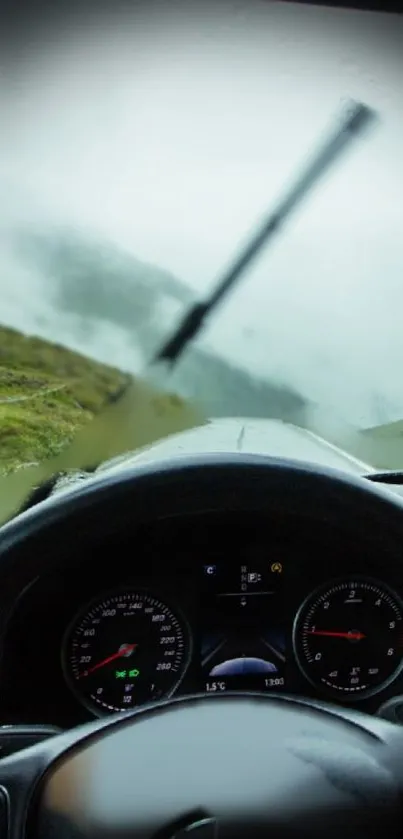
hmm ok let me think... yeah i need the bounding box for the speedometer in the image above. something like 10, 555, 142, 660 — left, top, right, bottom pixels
293, 577, 403, 700
62, 590, 192, 715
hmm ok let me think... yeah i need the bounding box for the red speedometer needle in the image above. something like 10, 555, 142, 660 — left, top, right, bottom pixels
308, 630, 365, 640
81, 643, 137, 677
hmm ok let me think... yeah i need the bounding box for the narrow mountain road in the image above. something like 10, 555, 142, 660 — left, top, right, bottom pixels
0, 384, 66, 405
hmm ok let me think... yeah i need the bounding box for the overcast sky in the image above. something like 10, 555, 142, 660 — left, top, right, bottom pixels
1, 0, 403, 427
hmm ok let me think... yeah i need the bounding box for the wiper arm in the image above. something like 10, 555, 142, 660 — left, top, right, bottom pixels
155, 100, 376, 367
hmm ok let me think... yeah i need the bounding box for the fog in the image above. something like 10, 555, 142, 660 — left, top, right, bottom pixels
1, 0, 403, 428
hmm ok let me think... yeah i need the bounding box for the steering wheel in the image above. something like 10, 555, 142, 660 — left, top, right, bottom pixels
2, 453, 403, 839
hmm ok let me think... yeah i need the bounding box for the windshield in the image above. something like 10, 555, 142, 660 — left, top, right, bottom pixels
1, 1, 403, 505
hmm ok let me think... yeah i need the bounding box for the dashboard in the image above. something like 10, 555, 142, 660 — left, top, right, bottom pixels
2, 507, 403, 728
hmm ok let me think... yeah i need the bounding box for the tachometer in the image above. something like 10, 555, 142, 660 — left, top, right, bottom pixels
292, 578, 403, 700
62, 590, 192, 715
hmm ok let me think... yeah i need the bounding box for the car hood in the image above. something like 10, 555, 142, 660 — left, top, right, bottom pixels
18, 417, 403, 514
94, 417, 374, 479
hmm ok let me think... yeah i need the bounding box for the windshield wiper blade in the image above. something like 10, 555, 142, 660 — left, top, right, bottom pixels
365, 472, 403, 484
154, 100, 377, 367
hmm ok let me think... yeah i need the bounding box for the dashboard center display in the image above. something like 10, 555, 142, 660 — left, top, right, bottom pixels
200, 558, 286, 694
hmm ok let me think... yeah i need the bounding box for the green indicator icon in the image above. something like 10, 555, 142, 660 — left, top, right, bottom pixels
115, 668, 140, 679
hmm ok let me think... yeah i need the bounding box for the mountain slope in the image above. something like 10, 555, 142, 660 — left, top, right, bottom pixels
0, 324, 130, 474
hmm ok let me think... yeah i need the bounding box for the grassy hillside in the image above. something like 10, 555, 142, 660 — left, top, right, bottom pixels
0, 325, 131, 474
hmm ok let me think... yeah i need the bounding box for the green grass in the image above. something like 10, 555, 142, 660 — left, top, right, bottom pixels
0, 325, 131, 474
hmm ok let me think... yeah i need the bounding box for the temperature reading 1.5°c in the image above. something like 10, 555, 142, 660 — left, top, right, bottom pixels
206, 681, 227, 692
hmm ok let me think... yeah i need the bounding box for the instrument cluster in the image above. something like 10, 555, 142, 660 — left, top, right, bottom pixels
61, 564, 403, 717
2, 510, 403, 726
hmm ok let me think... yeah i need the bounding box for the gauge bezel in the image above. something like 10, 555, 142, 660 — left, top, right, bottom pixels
292, 575, 403, 701
61, 587, 193, 717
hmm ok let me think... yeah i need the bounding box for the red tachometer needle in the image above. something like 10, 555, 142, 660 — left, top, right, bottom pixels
80, 643, 137, 677
308, 630, 365, 640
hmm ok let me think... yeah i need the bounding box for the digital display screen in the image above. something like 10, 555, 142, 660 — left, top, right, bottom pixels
200, 557, 286, 694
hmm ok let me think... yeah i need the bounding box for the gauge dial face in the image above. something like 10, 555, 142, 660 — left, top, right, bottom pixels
62, 591, 192, 715
293, 578, 403, 700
